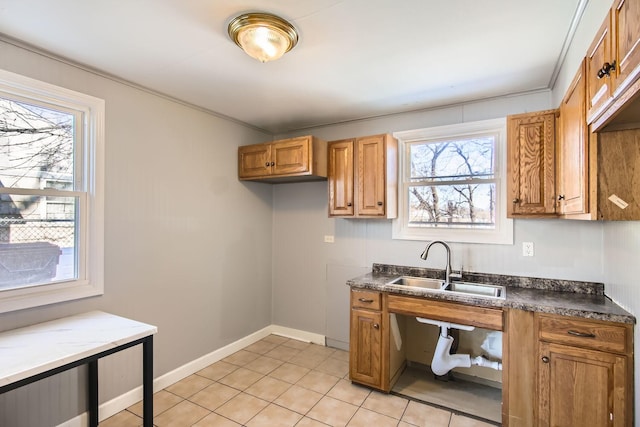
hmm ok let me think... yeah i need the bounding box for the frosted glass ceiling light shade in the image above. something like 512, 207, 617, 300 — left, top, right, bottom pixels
228, 13, 299, 63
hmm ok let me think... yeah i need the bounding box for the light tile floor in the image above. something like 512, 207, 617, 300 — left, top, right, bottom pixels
101, 335, 495, 427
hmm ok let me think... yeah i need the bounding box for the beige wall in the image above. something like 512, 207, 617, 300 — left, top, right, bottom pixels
272, 91, 605, 348
0, 39, 274, 426
2, 0, 639, 425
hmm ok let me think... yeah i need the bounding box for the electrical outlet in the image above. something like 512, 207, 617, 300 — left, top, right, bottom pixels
324, 235, 335, 243
522, 242, 534, 257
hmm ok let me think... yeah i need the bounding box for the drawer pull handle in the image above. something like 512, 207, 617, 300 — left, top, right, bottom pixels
358, 298, 374, 303
541, 356, 549, 363
567, 330, 596, 338
373, 323, 380, 329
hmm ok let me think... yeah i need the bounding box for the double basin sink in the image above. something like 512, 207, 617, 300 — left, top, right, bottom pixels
387, 276, 505, 299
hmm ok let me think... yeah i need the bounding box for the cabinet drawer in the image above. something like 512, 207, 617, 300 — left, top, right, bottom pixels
351, 290, 381, 310
537, 314, 630, 354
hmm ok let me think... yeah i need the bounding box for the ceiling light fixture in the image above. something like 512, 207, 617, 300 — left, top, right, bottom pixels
228, 12, 299, 63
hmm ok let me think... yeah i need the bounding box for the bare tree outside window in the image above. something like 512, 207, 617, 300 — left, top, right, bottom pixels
407, 135, 497, 228
0, 97, 77, 288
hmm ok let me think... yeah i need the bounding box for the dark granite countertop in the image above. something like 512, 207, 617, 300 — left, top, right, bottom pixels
346, 264, 635, 324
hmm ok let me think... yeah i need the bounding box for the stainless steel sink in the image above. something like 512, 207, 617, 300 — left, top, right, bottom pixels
445, 281, 505, 299
387, 275, 505, 299
387, 276, 446, 290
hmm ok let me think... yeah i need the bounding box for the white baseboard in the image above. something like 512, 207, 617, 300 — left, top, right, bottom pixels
269, 325, 325, 345
57, 325, 325, 427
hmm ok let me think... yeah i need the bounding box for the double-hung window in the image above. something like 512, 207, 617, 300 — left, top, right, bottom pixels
0, 69, 104, 313
393, 118, 513, 244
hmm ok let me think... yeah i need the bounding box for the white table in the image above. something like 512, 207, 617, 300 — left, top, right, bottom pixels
0, 311, 157, 427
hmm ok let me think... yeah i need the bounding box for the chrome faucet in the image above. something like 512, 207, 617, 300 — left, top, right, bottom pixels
420, 240, 460, 286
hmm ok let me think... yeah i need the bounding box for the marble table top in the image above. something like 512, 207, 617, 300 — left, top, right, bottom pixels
0, 311, 157, 388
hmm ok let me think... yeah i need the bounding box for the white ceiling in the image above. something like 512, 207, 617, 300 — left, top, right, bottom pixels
0, 0, 583, 134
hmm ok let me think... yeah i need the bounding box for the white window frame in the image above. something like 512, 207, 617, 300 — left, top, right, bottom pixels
392, 118, 513, 245
0, 69, 104, 313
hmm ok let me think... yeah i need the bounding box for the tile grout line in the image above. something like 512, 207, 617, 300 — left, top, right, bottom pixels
105, 335, 492, 427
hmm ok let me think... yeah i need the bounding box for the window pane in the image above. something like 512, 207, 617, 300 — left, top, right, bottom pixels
409, 136, 495, 181
408, 183, 496, 228
0, 98, 75, 190
0, 194, 77, 289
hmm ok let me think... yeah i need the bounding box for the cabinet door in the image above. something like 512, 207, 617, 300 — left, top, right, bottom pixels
349, 308, 382, 388
587, 12, 614, 121
558, 60, 589, 215
272, 137, 310, 176
238, 144, 271, 178
538, 342, 627, 427
507, 111, 557, 216
328, 140, 354, 216
356, 136, 386, 216
612, 0, 640, 92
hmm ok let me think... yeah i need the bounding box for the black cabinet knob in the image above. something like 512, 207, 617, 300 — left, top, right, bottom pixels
597, 61, 616, 79
542, 356, 549, 363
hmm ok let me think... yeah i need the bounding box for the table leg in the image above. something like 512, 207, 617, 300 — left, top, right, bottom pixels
88, 360, 98, 427
143, 336, 154, 427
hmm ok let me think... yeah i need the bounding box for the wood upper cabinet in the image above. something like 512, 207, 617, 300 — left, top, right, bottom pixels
588, 0, 640, 126
507, 110, 558, 217
537, 314, 632, 427
238, 135, 327, 182
612, 0, 640, 92
587, 11, 614, 121
558, 59, 589, 216
349, 290, 383, 389
328, 140, 354, 216
328, 134, 397, 218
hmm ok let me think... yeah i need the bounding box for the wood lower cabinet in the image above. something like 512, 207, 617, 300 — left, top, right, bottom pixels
538, 342, 627, 427
350, 308, 383, 387
537, 313, 632, 427
349, 290, 384, 389
328, 134, 397, 218
238, 135, 327, 182
507, 110, 558, 217
504, 309, 633, 427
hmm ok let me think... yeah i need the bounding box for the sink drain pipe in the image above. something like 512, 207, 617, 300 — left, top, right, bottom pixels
416, 317, 503, 376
